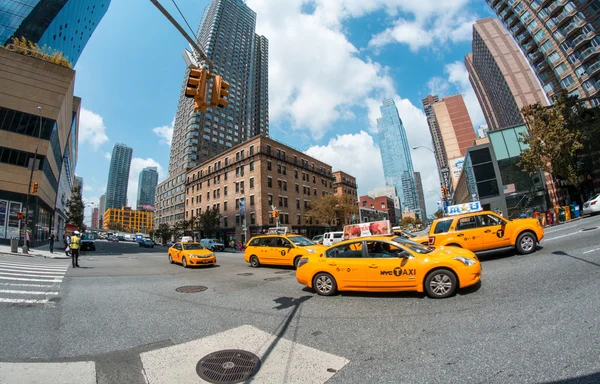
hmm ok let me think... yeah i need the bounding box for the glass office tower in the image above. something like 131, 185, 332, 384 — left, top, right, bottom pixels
377, 99, 420, 216
0, 0, 111, 66
137, 167, 159, 209
105, 143, 132, 210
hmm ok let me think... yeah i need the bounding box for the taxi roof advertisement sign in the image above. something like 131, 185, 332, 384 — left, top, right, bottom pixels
446, 201, 483, 216
343, 220, 391, 240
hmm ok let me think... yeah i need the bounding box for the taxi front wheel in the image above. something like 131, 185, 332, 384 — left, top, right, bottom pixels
249, 255, 260, 268
313, 273, 337, 296
516, 232, 536, 255
425, 269, 457, 299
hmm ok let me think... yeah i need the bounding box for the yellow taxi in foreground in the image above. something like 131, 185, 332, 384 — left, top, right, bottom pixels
428, 210, 544, 255
168, 242, 216, 268
296, 235, 481, 298
244, 234, 326, 268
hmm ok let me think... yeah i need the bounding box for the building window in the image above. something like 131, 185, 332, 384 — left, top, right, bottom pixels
250, 213, 255, 224
250, 161, 254, 171
268, 177, 272, 188
267, 161, 272, 171
224, 217, 228, 227
250, 145, 254, 155
224, 201, 228, 211
250, 178, 254, 188
295, 184, 299, 193
296, 199, 300, 209
236, 215, 240, 224
250, 195, 255, 206
268, 194, 273, 205
224, 186, 228, 196
279, 196, 283, 206
294, 169, 298, 179
283, 197, 288, 207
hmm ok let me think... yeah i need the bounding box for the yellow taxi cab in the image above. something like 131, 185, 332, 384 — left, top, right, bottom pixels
428, 210, 544, 255
244, 230, 326, 269
295, 234, 481, 298
392, 227, 429, 245
168, 242, 216, 268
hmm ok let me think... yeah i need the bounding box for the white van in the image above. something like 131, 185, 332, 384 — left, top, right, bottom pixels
322, 231, 344, 246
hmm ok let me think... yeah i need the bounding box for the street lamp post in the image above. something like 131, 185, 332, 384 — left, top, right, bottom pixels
22, 106, 43, 254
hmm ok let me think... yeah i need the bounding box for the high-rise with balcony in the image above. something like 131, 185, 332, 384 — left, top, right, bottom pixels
377, 99, 421, 216
155, 0, 268, 227
0, 1, 111, 66
422, 95, 448, 185
137, 167, 159, 209
485, 0, 600, 104
414, 172, 427, 219
466, 18, 550, 131
105, 144, 132, 210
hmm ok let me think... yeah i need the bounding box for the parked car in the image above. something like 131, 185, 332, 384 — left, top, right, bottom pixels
80, 234, 96, 252
311, 234, 324, 244
139, 238, 155, 248
200, 238, 225, 251
108, 236, 119, 242
322, 231, 344, 246
583, 193, 600, 216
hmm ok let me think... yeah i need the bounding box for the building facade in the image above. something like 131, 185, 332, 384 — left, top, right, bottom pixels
0, 47, 79, 247
103, 206, 153, 233
156, 0, 268, 229
367, 185, 401, 222
98, 193, 105, 227
91, 207, 98, 228
484, 0, 600, 103
105, 143, 132, 210
1, 0, 111, 66
377, 99, 421, 216
359, 207, 388, 223
185, 136, 339, 244
422, 94, 448, 186
359, 195, 397, 225
466, 18, 549, 132
332, 171, 358, 200
137, 166, 158, 209
414, 172, 427, 219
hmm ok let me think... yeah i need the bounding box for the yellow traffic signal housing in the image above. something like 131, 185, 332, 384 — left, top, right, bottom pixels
272, 210, 279, 219
31, 182, 39, 194
210, 75, 230, 108
185, 68, 209, 112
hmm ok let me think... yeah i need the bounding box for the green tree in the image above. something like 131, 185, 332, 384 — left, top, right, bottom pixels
156, 223, 172, 244
106, 222, 124, 231
66, 184, 85, 231
199, 207, 221, 237
401, 217, 416, 227
307, 194, 358, 227
172, 220, 187, 240
433, 210, 445, 219
3, 37, 72, 68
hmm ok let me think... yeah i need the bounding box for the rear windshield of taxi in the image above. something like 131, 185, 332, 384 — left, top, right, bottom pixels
433, 219, 453, 234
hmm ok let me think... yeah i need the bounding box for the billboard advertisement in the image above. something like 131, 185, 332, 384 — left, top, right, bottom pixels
7, 202, 22, 239
0, 200, 7, 239
140, 204, 155, 211
447, 201, 482, 216
449, 156, 465, 188
343, 220, 390, 240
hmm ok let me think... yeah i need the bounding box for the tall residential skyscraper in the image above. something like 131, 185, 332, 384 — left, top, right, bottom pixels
466, 18, 549, 131
414, 172, 427, 220
155, 0, 268, 227
105, 144, 132, 210
377, 99, 420, 215
137, 166, 159, 209
422, 94, 448, 186
98, 194, 106, 226
484, 1, 600, 104
91, 207, 99, 228
0, 0, 111, 66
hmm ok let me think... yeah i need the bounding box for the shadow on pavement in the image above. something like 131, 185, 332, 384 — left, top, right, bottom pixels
543, 371, 600, 384
552, 251, 600, 268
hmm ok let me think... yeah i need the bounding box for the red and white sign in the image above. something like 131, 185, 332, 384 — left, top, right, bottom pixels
343, 220, 391, 240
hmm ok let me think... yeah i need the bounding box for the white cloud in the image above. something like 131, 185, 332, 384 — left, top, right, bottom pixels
104, 152, 111, 160
127, 158, 166, 210
153, 118, 175, 146
79, 108, 109, 150
427, 76, 450, 96
82, 195, 99, 226
83, 185, 93, 192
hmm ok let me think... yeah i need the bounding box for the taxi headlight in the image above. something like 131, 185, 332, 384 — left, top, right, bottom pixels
453, 256, 476, 266
306, 248, 316, 254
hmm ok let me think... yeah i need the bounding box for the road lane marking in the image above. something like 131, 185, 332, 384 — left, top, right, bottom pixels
0, 297, 50, 304
0, 289, 58, 295
0, 271, 64, 278
0, 282, 54, 288
542, 231, 583, 242
583, 248, 600, 254
0, 267, 67, 275
0, 276, 62, 282
0, 262, 68, 271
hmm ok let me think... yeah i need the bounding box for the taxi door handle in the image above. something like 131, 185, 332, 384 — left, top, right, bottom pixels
328, 262, 337, 266
484, 230, 491, 233
457, 233, 464, 237
369, 265, 378, 269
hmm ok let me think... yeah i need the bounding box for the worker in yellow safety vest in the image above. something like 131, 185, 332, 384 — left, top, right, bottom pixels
69, 230, 81, 268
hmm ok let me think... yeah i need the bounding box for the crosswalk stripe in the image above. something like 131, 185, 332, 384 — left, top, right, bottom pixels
0, 276, 62, 282
0, 282, 54, 288
0, 289, 58, 295
0, 262, 68, 271
0, 267, 67, 275
0, 263, 69, 272
0, 271, 64, 278
0, 297, 49, 304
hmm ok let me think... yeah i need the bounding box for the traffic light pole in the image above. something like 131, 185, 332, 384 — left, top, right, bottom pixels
22, 106, 43, 254
149, 0, 213, 70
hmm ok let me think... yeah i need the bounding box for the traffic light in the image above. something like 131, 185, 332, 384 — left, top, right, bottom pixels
272, 210, 279, 219
31, 182, 39, 194
441, 186, 447, 200
210, 75, 230, 108
185, 68, 209, 112
17, 212, 23, 220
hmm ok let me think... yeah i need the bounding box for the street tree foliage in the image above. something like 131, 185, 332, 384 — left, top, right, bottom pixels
434, 210, 445, 219
198, 207, 221, 237
520, 91, 600, 202
401, 217, 416, 227
66, 184, 85, 231
106, 222, 124, 231
154, 223, 172, 244
3, 37, 72, 68
307, 194, 358, 226
172, 220, 187, 240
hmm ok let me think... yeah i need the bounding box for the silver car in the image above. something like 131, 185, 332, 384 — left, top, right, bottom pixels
583, 193, 600, 216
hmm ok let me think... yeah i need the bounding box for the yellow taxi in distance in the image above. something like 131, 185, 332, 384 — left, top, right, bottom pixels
392, 228, 429, 245
244, 234, 326, 268
428, 210, 544, 255
296, 235, 481, 298
168, 242, 216, 268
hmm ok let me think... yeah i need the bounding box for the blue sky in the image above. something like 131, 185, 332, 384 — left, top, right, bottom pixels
75, 0, 496, 222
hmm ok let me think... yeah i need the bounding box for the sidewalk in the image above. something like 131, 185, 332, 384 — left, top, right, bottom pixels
0, 243, 70, 259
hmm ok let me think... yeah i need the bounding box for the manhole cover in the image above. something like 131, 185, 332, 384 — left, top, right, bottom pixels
264, 277, 281, 281
581, 227, 598, 232
274, 271, 289, 274
175, 285, 207, 293
196, 349, 261, 383
237, 273, 253, 276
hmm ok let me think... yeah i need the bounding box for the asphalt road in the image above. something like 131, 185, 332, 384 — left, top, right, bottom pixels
1, 217, 600, 383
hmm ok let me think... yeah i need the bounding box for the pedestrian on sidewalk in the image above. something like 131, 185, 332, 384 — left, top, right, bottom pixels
69, 231, 81, 267
230, 239, 235, 249
64, 234, 70, 257
25, 230, 30, 248
49, 232, 55, 253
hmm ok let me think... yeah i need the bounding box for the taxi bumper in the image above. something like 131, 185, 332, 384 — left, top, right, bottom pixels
187, 256, 216, 266
458, 265, 482, 288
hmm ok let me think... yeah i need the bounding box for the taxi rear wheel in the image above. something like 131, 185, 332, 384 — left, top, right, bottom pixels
313, 273, 337, 296
425, 269, 457, 299
516, 232, 536, 255
293, 257, 301, 269
168, 254, 173, 264
182, 257, 188, 268
249, 255, 260, 268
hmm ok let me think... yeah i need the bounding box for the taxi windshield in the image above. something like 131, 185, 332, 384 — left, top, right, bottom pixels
287, 236, 314, 246
183, 243, 205, 250
392, 237, 433, 254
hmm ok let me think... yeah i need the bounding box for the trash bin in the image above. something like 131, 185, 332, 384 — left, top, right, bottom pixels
558, 207, 566, 222
546, 210, 554, 226
573, 204, 580, 218
10, 237, 18, 253
540, 213, 546, 227
563, 205, 572, 221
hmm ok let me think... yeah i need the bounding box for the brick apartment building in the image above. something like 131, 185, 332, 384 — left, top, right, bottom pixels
185, 136, 353, 244
359, 195, 397, 225
333, 171, 359, 224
